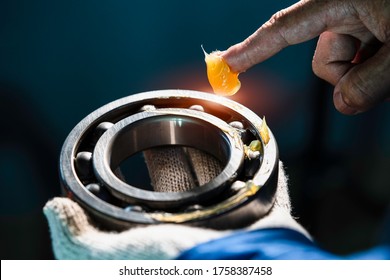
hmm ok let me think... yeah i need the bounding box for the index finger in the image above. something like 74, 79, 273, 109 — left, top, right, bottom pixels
222, 0, 353, 72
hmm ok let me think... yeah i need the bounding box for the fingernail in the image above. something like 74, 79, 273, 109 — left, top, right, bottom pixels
333, 91, 359, 115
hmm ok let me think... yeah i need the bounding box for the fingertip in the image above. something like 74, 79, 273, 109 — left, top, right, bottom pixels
220, 45, 248, 73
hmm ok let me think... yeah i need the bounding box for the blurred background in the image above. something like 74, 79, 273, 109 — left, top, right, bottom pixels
1, 0, 389, 259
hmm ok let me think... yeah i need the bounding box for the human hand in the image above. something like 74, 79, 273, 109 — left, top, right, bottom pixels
222, 0, 390, 115
44, 145, 309, 259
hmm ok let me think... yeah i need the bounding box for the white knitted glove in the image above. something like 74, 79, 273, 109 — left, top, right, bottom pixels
44, 147, 310, 259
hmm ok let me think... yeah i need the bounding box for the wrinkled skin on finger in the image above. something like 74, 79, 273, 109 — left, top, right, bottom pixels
222, 0, 390, 114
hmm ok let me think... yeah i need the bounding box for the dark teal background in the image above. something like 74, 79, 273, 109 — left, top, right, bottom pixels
1, 0, 389, 259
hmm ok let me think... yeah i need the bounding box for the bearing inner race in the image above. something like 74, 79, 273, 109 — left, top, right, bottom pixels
93, 109, 244, 209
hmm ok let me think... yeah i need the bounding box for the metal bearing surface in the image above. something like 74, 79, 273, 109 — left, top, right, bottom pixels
60, 89, 279, 230
93, 109, 244, 208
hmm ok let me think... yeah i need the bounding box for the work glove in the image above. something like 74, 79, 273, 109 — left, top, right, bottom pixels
44, 147, 310, 260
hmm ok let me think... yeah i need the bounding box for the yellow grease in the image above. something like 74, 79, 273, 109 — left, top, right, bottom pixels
258, 117, 270, 145
150, 181, 260, 223
202, 46, 241, 96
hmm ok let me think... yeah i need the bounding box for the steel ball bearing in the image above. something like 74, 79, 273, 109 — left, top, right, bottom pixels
60, 90, 279, 230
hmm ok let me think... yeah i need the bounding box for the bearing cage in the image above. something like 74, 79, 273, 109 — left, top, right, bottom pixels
60, 90, 279, 230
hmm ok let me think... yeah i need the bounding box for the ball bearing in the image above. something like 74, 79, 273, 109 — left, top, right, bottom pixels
60, 90, 279, 230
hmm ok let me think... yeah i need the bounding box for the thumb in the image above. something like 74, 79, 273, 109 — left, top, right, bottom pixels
334, 43, 390, 115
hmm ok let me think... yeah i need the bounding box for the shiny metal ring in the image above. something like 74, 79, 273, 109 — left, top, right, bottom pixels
93, 109, 244, 209
60, 89, 279, 230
